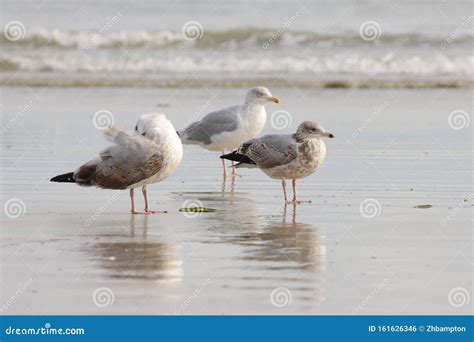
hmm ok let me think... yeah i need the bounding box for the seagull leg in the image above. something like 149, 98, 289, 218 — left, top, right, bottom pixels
130, 189, 140, 214
142, 186, 157, 214
282, 180, 288, 202
231, 161, 242, 177
290, 179, 311, 204
291, 179, 298, 204
221, 157, 228, 179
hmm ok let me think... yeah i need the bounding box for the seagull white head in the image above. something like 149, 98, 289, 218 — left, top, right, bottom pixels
135, 113, 176, 139
296, 121, 334, 140
245, 86, 280, 105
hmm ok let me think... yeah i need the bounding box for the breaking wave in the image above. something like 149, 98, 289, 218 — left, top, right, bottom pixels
1, 27, 472, 50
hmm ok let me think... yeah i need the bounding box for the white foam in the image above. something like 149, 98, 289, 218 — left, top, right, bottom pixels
2, 27, 472, 49
1, 53, 472, 76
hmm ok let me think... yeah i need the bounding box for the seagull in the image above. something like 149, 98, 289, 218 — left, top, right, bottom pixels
220, 121, 334, 203
178, 86, 279, 178
50, 113, 183, 214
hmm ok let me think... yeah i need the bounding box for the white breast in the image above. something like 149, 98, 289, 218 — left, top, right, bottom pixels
208, 106, 267, 152
241, 105, 267, 138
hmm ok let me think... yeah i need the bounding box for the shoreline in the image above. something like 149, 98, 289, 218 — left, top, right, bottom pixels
1, 75, 472, 89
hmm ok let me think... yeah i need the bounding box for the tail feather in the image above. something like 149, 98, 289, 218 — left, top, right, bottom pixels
50, 172, 76, 183
220, 151, 256, 165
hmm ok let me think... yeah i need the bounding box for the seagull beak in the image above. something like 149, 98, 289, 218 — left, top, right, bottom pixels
326, 132, 335, 138
268, 97, 280, 104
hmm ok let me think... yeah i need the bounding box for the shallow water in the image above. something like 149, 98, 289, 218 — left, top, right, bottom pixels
0, 87, 472, 314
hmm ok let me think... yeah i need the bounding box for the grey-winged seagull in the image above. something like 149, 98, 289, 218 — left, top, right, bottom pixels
178, 86, 279, 177
220, 121, 334, 203
51, 113, 183, 214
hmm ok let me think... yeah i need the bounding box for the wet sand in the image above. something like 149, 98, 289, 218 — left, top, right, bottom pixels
1, 87, 472, 314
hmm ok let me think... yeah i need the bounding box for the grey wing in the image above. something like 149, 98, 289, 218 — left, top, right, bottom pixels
244, 134, 298, 169
180, 105, 241, 145
74, 127, 163, 189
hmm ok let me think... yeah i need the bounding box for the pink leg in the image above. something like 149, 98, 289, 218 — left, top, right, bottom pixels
290, 179, 311, 204
221, 157, 228, 179
231, 161, 241, 177
130, 189, 139, 214
282, 180, 287, 202
292, 179, 297, 203
142, 186, 157, 214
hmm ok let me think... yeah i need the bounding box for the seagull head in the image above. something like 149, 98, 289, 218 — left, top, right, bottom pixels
297, 121, 334, 140
245, 86, 280, 105
135, 113, 174, 137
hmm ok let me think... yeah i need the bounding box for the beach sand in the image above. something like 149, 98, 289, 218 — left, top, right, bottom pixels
0, 86, 472, 314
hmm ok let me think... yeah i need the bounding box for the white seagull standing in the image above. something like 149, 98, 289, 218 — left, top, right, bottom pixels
178, 86, 279, 177
220, 121, 334, 203
51, 113, 183, 214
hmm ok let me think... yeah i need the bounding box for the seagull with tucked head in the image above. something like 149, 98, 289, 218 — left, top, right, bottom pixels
51, 113, 183, 214
178, 86, 280, 178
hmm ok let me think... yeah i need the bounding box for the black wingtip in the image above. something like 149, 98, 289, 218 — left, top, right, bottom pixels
220, 151, 256, 165
50, 172, 76, 183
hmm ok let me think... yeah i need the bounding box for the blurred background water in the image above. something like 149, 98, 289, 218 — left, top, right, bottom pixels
1, 0, 473, 87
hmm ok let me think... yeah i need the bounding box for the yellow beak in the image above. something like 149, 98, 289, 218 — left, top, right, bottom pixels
268, 97, 280, 104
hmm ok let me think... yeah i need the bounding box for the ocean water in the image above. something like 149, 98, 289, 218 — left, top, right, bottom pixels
1, 0, 473, 88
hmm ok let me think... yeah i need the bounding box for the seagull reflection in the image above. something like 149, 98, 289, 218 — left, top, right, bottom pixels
233, 203, 326, 272
208, 202, 326, 305
221, 177, 236, 198
90, 215, 183, 282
